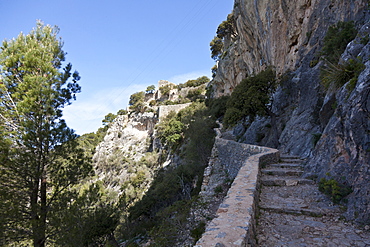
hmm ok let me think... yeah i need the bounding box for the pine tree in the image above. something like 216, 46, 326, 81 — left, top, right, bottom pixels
0, 21, 92, 247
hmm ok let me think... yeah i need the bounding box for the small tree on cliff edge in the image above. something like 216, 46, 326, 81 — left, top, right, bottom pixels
224, 67, 279, 146
0, 21, 92, 246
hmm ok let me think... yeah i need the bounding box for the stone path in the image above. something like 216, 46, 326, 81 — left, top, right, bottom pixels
256, 155, 370, 247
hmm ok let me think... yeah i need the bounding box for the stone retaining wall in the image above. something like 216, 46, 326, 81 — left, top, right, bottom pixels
157, 103, 191, 119
195, 140, 279, 247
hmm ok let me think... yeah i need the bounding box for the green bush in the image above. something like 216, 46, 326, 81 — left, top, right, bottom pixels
159, 84, 173, 96
163, 100, 176, 105
146, 85, 156, 94
216, 13, 235, 39
321, 21, 357, 63
318, 178, 352, 204
190, 221, 206, 242
210, 36, 223, 60
320, 58, 365, 90
312, 133, 322, 147
178, 76, 210, 89
186, 86, 206, 101
213, 185, 223, 194
211, 64, 218, 78
156, 116, 184, 149
117, 109, 128, 115
224, 67, 277, 127
206, 95, 230, 119
129, 91, 145, 106
224, 107, 243, 127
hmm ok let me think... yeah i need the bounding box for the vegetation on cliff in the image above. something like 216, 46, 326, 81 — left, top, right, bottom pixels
118, 101, 217, 246
320, 21, 365, 91
210, 13, 235, 61
223, 67, 277, 127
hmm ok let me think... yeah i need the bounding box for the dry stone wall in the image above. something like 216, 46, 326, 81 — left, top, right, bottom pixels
157, 103, 191, 119
196, 129, 279, 246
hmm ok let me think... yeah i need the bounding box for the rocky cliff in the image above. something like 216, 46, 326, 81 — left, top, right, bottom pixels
91, 80, 207, 197
211, 0, 370, 224
213, 0, 368, 96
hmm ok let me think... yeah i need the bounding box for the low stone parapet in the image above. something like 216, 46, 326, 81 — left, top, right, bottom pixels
195, 145, 279, 247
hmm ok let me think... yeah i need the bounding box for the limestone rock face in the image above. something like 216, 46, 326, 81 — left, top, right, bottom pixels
92, 112, 157, 193
305, 25, 370, 223
213, 0, 367, 97
94, 112, 157, 165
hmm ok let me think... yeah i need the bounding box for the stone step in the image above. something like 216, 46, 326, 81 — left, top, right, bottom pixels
261, 177, 315, 186
261, 168, 303, 176
280, 157, 304, 164
280, 154, 301, 160
259, 185, 341, 215
268, 163, 303, 169
259, 205, 324, 217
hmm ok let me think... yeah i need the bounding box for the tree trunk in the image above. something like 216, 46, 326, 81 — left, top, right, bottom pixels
107, 232, 120, 247
31, 177, 47, 247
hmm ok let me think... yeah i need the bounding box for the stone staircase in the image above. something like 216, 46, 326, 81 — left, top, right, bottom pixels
256, 155, 370, 246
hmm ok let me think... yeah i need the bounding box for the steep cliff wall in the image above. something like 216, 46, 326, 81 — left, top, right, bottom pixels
213, 0, 368, 96
305, 27, 370, 223
212, 0, 370, 224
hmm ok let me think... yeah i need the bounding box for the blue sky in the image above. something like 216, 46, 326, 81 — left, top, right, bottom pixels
0, 0, 233, 134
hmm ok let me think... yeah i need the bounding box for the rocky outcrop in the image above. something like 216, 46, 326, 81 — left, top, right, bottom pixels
94, 112, 157, 164
91, 81, 202, 194
213, 0, 368, 97
92, 112, 157, 192
305, 23, 370, 223
212, 0, 370, 224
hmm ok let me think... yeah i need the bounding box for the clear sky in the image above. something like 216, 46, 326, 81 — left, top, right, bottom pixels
0, 0, 233, 134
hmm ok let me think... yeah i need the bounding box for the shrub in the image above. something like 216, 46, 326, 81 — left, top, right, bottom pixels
159, 84, 173, 96
186, 86, 206, 101
190, 221, 206, 242
211, 64, 218, 78
129, 91, 145, 106
146, 85, 156, 94
117, 109, 128, 115
163, 100, 176, 105
223, 107, 243, 128
216, 13, 235, 39
360, 35, 369, 45
206, 95, 230, 119
149, 100, 157, 106
318, 178, 352, 204
321, 21, 357, 63
224, 67, 277, 127
312, 133, 322, 147
178, 76, 210, 89
102, 113, 117, 126
210, 36, 223, 60
213, 185, 223, 194
320, 58, 365, 90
